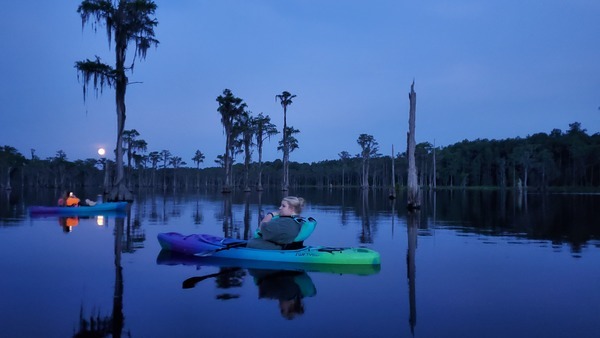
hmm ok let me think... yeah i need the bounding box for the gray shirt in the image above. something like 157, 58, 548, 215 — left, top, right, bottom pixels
246, 216, 301, 250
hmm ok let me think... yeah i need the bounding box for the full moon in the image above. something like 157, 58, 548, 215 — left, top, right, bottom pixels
98, 148, 106, 156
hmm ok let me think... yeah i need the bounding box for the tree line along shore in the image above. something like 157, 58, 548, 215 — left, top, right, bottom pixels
1, 122, 598, 192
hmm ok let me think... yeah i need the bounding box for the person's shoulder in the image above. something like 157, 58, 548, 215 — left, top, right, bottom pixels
268, 216, 296, 227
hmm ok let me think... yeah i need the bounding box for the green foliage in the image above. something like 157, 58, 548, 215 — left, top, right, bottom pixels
216, 89, 247, 190
75, 57, 115, 100
277, 126, 300, 152
192, 150, 205, 169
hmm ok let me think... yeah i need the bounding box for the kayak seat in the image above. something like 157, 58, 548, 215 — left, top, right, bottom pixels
281, 241, 305, 250
281, 217, 317, 250
254, 216, 317, 250
292, 216, 317, 242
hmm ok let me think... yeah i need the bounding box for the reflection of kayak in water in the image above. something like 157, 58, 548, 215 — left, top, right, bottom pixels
157, 232, 381, 266
156, 250, 381, 276
29, 202, 128, 216
176, 260, 316, 320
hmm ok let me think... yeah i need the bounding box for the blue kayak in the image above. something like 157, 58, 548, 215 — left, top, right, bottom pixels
157, 232, 381, 266
29, 202, 129, 216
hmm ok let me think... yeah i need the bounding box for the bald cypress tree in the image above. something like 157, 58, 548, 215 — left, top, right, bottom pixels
216, 89, 247, 193
254, 113, 278, 191
75, 0, 159, 201
276, 91, 297, 191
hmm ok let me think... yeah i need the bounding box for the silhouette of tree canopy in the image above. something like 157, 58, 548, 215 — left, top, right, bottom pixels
3, 122, 599, 191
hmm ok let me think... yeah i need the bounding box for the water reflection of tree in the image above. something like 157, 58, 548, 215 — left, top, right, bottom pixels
221, 194, 239, 238
147, 192, 170, 224
257, 191, 264, 228
148, 192, 159, 223
111, 218, 125, 337
124, 210, 145, 253
73, 217, 126, 337
406, 210, 418, 335
169, 196, 183, 219
161, 194, 169, 223
359, 189, 373, 243
193, 199, 203, 225
243, 193, 252, 240
340, 188, 349, 227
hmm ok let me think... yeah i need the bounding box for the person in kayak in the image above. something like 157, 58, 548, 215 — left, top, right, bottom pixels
66, 192, 81, 207
57, 191, 68, 206
247, 196, 305, 250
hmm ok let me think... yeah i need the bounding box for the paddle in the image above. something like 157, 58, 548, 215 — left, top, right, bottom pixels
195, 241, 247, 257
182, 267, 242, 289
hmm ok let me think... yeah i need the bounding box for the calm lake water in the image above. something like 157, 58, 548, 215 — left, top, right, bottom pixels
0, 188, 599, 338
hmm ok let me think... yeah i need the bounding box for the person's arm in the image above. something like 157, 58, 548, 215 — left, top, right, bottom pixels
261, 212, 279, 224
258, 212, 280, 237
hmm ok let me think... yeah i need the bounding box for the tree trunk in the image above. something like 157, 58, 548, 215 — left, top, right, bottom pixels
173, 168, 177, 193
361, 157, 368, 188
5, 167, 12, 190
407, 81, 420, 209
282, 106, 289, 191
390, 145, 396, 198
432, 141, 436, 190
108, 34, 133, 202
103, 160, 110, 194
244, 143, 251, 192
222, 133, 232, 193
256, 134, 264, 191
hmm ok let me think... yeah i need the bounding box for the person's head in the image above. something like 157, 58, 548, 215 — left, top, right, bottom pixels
279, 297, 305, 320
279, 196, 305, 216
69, 192, 74, 197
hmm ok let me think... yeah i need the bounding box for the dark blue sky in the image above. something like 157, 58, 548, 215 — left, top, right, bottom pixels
1, 0, 598, 165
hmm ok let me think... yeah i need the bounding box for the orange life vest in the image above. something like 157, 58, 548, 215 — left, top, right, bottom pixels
66, 197, 80, 207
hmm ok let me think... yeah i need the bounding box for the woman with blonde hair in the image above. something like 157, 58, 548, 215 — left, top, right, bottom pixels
247, 196, 306, 250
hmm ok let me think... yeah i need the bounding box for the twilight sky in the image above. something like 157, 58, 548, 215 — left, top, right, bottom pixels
1, 0, 598, 166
